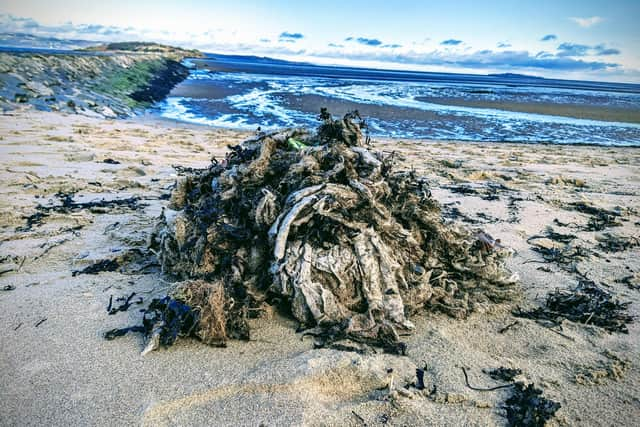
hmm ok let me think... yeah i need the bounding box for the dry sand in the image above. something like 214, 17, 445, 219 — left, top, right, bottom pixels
1, 110, 639, 426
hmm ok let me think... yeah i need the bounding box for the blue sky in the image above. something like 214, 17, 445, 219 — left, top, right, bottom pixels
1, 0, 639, 82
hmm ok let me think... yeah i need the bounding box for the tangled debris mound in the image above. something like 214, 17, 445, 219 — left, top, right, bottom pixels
145, 110, 518, 351
514, 279, 634, 333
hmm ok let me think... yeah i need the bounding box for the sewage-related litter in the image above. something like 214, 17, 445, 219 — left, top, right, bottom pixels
111, 110, 518, 353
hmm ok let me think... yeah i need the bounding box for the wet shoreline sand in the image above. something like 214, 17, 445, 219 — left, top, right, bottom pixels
415, 96, 640, 124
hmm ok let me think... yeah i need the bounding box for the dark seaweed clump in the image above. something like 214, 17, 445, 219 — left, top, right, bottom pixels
565, 201, 624, 231
17, 192, 142, 232
514, 279, 634, 333
487, 367, 523, 382
104, 296, 199, 347
504, 383, 561, 427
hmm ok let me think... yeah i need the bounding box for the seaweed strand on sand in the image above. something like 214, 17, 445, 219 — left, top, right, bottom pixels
514, 279, 634, 333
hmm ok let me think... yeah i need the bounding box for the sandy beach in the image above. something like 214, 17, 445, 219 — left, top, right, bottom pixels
1, 109, 639, 426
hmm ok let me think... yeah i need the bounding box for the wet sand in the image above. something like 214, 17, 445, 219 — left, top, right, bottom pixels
415, 96, 640, 124
1, 110, 639, 426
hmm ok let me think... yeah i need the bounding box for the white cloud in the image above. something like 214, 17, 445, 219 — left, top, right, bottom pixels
2, 13, 637, 81
569, 16, 603, 28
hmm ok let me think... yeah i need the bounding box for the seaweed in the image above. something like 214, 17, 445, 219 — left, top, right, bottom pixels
444, 184, 481, 196
565, 202, 624, 231
415, 366, 426, 390
72, 249, 154, 276
104, 325, 145, 340
514, 280, 634, 333
527, 227, 576, 245
72, 259, 120, 276
616, 274, 639, 291
507, 195, 525, 224
498, 320, 520, 333
486, 367, 522, 382
462, 367, 514, 392
17, 192, 142, 232
443, 205, 481, 224
469, 368, 561, 426
504, 383, 561, 427
596, 233, 640, 253
107, 292, 142, 314
528, 243, 591, 268
103, 296, 200, 352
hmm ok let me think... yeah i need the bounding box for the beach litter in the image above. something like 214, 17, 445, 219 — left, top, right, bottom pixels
111, 110, 518, 353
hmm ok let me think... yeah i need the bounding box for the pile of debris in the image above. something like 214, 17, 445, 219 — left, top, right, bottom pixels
138, 110, 517, 352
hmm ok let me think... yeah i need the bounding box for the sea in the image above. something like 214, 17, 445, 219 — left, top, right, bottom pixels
159, 53, 640, 146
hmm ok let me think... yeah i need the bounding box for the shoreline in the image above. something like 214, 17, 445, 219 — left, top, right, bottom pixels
145, 108, 640, 148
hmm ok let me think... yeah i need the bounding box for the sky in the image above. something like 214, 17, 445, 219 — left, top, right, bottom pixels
1, 0, 639, 82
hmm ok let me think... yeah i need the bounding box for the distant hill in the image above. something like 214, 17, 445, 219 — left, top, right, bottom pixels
488, 72, 544, 79
83, 42, 204, 59
0, 32, 97, 50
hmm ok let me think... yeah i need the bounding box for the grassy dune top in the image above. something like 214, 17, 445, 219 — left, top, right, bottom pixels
82, 41, 204, 60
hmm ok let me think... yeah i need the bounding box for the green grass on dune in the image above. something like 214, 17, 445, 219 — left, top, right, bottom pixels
91, 58, 166, 107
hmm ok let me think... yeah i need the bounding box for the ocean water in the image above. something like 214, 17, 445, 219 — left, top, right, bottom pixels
159, 54, 640, 146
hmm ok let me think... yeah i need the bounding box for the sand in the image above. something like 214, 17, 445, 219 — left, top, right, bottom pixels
1, 109, 639, 426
